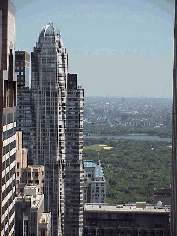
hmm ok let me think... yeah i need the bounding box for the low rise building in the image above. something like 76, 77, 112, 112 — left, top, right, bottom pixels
15, 185, 51, 236
153, 188, 171, 205
83, 203, 170, 236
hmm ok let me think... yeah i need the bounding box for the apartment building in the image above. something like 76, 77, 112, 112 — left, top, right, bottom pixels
83, 160, 106, 204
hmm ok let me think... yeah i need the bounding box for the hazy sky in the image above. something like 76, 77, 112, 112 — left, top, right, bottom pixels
14, 0, 174, 97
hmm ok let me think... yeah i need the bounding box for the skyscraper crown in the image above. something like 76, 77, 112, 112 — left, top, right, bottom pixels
39, 21, 60, 38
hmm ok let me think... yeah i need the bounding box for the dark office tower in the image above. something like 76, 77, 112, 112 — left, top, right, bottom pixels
15, 51, 32, 163
64, 73, 84, 235
172, 1, 177, 235
30, 22, 84, 235
15, 51, 30, 88
0, 0, 16, 235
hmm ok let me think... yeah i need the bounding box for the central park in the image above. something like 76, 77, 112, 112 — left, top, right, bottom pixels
83, 137, 171, 204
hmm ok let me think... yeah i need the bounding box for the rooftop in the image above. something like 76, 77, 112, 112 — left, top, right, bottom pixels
39, 22, 60, 38
84, 203, 170, 214
84, 160, 105, 180
16, 192, 44, 210
24, 184, 38, 197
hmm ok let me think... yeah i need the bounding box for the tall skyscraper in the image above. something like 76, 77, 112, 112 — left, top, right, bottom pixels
172, 1, 177, 235
64, 73, 84, 235
0, 0, 16, 235
29, 22, 84, 235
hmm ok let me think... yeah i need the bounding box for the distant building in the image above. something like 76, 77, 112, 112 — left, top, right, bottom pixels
0, 0, 17, 235
84, 203, 170, 235
121, 97, 126, 104
83, 160, 106, 204
153, 188, 171, 206
15, 185, 51, 236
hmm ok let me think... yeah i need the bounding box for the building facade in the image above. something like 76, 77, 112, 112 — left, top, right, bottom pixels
15, 185, 51, 236
29, 22, 84, 235
16, 131, 28, 193
16, 131, 45, 196
84, 203, 170, 236
0, 0, 16, 235
83, 160, 106, 204
15, 51, 33, 164
15, 51, 30, 88
153, 188, 171, 206
64, 73, 84, 235
20, 165, 44, 194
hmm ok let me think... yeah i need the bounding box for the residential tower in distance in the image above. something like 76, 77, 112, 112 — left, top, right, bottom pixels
83, 160, 106, 204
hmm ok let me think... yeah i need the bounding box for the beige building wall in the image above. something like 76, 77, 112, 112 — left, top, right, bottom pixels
0, 1, 17, 234
16, 131, 28, 193
21, 165, 44, 194
16, 131, 44, 195
15, 185, 48, 235
38, 212, 51, 236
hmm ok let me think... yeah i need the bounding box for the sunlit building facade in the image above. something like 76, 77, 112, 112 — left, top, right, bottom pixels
0, 0, 16, 235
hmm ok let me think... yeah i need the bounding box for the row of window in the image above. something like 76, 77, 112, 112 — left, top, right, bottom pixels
3, 140, 16, 156
2, 166, 16, 187
3, 113, 15, 125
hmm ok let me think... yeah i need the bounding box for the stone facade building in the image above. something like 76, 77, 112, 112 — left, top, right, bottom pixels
83, 160, 106, 204
15, 185, 51, 236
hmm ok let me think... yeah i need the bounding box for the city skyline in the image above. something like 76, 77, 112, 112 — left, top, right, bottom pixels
15, 0, 174, 98
0, 1, 174, 235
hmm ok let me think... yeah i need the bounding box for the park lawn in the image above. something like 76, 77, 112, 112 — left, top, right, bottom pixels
84, 144, 103, 151
103, 146, 113, 150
